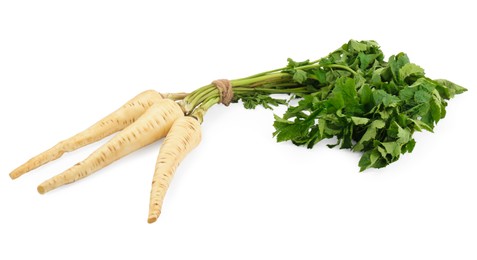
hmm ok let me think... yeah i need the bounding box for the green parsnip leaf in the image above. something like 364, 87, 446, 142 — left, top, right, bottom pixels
268, 40, 466, 171
229, 40, 465, 171
293, 69, 308, 84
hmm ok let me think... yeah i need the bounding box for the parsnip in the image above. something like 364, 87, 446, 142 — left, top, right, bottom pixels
37, 99, 183, 194
148, 116, 202, 223
10, 90, 164, 179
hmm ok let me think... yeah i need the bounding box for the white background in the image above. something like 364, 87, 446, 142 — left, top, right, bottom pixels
0, 0, 475, 259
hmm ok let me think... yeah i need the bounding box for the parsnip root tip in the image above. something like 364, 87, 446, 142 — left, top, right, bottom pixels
148, 214, 159, 224
9, 172, 19, 180
37, 185, 46, 194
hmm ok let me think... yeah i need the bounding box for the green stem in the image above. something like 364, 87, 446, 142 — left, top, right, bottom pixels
240, 61, 355, 79
234, 86, 309, 94
264, 82, 300, 88
296, 63, 357, 75
190, 96, 220, 123
188, 87, 216, 109
181, 60, 356, 118
184, 84, 213, 104
325, 64, 357, 75
231, 73, 290, 86
181, 84, 214, 113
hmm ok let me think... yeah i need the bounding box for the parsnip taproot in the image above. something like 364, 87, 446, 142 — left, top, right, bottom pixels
148, 116, 201, 223
37, 99, 183, 194
9, 90, 163, 180
10, 90, 163, 179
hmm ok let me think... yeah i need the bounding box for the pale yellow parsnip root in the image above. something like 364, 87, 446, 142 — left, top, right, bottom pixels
148, 116, 202, 223
37, 99, 183, 194
10, 90, 164, 180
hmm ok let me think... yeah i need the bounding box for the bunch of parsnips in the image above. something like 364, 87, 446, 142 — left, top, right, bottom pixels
9, 40, 466, 223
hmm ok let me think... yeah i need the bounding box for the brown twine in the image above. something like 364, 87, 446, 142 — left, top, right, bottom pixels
212, 79, 233, 106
